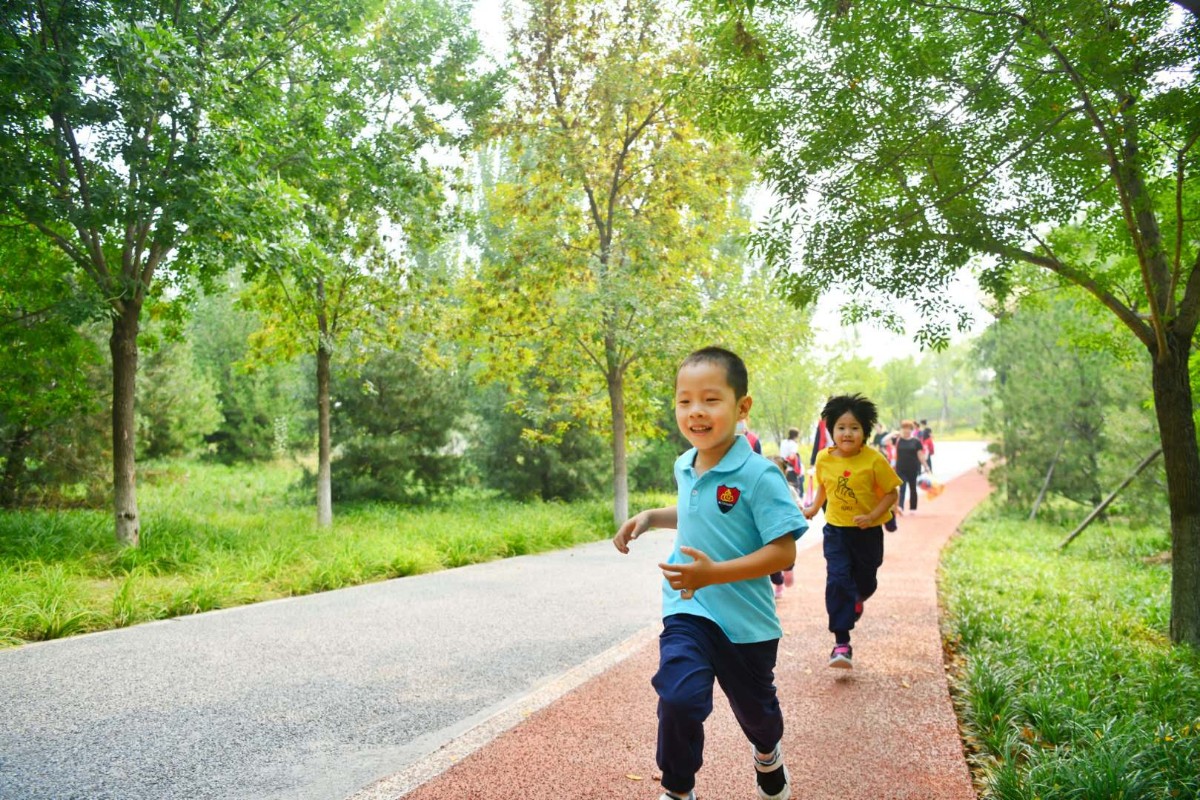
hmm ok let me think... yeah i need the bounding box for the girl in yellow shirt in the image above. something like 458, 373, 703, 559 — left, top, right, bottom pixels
802, 394, 901, 669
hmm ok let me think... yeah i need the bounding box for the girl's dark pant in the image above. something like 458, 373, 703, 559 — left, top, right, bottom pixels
652, 614, 782, 795
823, 523, 885, 636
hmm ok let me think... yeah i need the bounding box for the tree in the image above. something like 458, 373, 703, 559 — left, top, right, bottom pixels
189, 286, 310, 464
0, 225, 103, 506
330, 345, 468, 503
921, 345, 967, 428
466, 0, 760, 525
703, 1, 1200, 645
0, 0, 371, 544
879, 357, 925, 424
977, 289, 1155, 510
749, 341, 822, 447
229, 0, 493, 526
134, 336, 222, 460
470, 381, 612, 502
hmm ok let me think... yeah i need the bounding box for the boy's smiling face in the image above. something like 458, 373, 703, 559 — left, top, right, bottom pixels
675, 360, 752, 468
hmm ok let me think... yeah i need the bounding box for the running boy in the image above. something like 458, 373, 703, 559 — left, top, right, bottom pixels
802, 394, 900, 670
614, 346, 807, 800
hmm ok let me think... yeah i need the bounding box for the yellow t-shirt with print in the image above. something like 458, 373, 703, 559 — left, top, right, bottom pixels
814, 446, 902, 527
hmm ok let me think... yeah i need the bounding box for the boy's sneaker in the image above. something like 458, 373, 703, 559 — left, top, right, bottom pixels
828, 643, 853, 669
753, 744, 791, 800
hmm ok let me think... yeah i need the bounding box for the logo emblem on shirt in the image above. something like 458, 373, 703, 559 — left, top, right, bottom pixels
716, 485, 741, 513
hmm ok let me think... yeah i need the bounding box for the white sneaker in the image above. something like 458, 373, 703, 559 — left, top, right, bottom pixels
754, 744, 791, 800
756, 766, 791, 800
659, 792, 695, 800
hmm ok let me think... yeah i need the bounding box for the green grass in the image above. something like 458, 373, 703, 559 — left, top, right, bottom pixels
934, 426, 986, 442
940, 503, 1200, 800
0, 459, 671, 648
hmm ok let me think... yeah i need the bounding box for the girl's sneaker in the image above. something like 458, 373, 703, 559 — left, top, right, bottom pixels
774, 584, 784, 600
782, 569, 795, 587
828, 643, 853, 669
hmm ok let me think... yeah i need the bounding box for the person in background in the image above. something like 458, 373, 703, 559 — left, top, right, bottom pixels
921, 422, 935, 473
614, 346, 807, 800
768, 454, 800, 599
779, 426, 803, 496
737, 420, 763, 454
892, 420, 928, 514
872, 423, 892, 455
807, 416, 830, 504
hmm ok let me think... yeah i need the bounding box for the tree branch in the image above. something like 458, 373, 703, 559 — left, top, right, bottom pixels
1177, 248, 1200, 337
50, 111, 114, 283
1120, 107, 1171, 361
912, 1, 1027, 23
856, 104, 1079, 241
0, 303, 65, 329
975, 237, 1156, 350
207, 0, 242, 38
1027, 26, 1167, 357
238, 12, 306, 85
575, 331, 606, 374
25, 217, 100, 285
1170, 130, 1200, 313
138, 236, 170, 301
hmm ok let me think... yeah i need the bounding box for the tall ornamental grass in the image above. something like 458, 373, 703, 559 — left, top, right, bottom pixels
0, 460, 669, 647
940, 504, 1199, 799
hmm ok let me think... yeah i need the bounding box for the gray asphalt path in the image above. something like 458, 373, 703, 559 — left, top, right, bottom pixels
0, 441, 988, 800
0, 531, 675, 800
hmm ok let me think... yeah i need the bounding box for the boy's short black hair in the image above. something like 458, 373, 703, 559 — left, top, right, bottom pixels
678, 346, 749, 399
787, 427, 800, 439
820, 393, 879, 439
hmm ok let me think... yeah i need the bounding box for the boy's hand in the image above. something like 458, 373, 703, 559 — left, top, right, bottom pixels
614, 512, 649, 554
658, 546, 713, 599
802, 505, 818, 520
852, 513, 875, 528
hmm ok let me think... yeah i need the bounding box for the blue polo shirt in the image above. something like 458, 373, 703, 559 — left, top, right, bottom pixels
663, 435, 808, 643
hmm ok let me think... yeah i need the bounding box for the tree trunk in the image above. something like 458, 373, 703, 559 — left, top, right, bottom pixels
316, 340, 333, 528
0, 427, 32, 508
111, 304, 141, 547
607, 368, 629, 527
1151, 335, 1200, 647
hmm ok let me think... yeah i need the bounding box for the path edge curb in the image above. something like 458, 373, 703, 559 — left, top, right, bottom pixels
344, 624, 660, 800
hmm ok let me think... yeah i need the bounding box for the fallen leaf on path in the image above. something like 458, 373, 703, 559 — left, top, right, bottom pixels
626, 774, 643, 781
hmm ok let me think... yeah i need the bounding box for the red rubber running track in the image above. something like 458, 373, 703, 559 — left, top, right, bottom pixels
356, 468, 990, 800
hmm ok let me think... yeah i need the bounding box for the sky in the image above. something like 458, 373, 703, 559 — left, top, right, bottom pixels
468, 0, 993, 364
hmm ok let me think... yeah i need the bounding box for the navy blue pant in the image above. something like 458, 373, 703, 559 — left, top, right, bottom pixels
652, 614, 783, 795
823, 524, 885, 637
